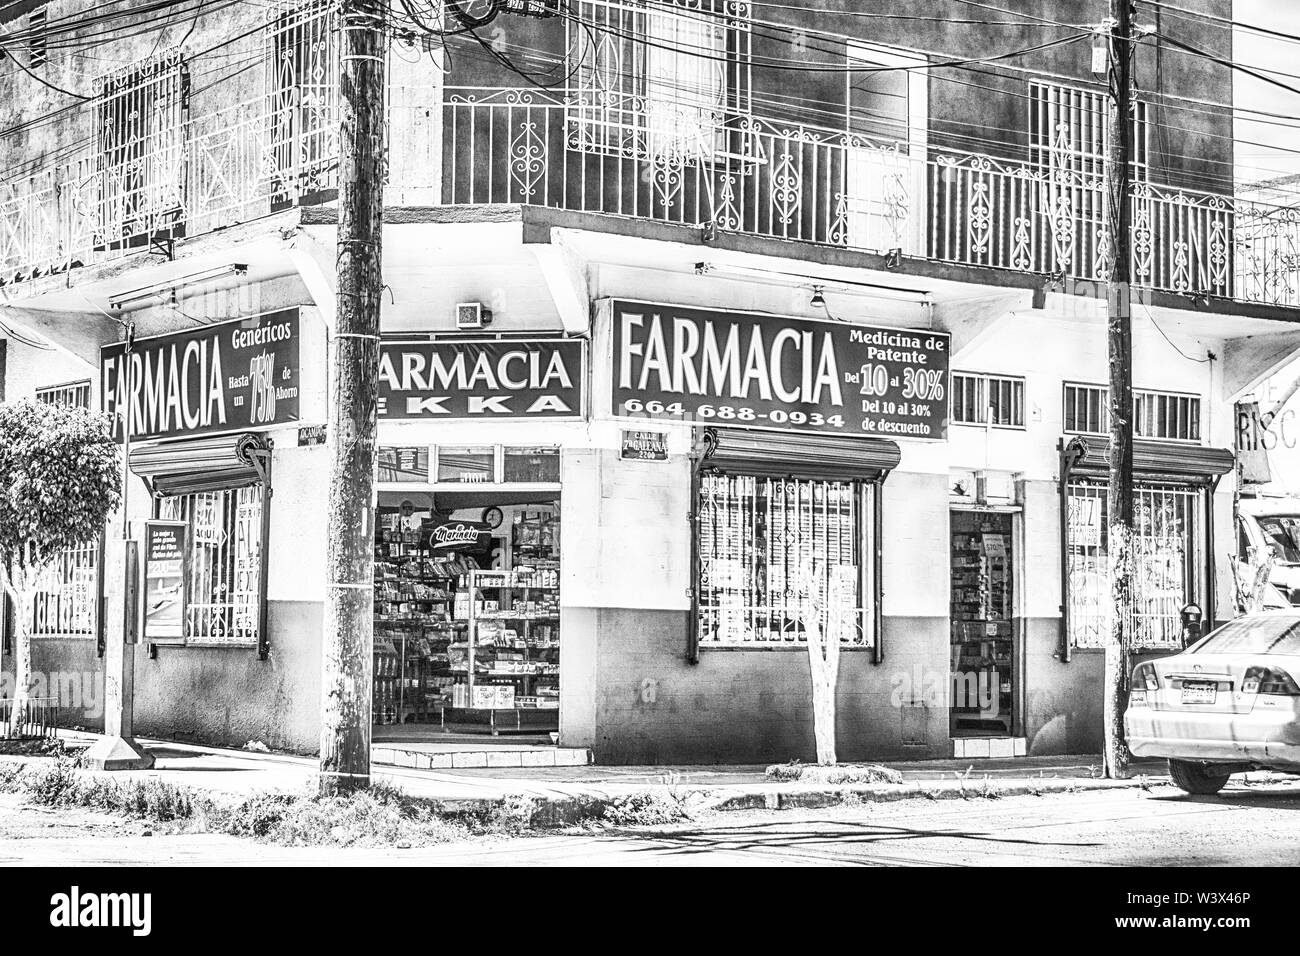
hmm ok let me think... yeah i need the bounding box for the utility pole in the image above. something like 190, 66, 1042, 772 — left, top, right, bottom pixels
319, 0, 386, 794
1103, 0, 1135, 780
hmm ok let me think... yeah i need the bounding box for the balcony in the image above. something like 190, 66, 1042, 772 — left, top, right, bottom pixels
3, 84, 1299, 311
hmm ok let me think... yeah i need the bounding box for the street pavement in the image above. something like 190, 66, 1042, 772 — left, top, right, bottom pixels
3, 779, 1299, 865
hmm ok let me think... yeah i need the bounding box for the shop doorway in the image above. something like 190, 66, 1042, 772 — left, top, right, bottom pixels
949, 510, 1017, 737
372, 488, 561, 743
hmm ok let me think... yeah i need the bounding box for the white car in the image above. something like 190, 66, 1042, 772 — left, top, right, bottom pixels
1124, 610, 1300, 794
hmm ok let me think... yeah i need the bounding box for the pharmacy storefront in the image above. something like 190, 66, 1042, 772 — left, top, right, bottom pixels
371, 335, 585, 741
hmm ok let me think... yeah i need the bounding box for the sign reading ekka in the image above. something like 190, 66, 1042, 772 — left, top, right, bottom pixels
101, 310, 301, 443
379, 338, 584, 420
610, 300, 950, 440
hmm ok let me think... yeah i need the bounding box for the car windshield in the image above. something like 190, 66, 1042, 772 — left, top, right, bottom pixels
1192, 616, 1300, 655
1257, 515, 1300, 565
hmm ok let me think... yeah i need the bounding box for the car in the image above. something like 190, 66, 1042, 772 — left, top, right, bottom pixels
1124, 609, 1300, 794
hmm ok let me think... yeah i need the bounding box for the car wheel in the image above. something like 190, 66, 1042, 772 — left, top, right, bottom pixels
1168, 759, 1232, 795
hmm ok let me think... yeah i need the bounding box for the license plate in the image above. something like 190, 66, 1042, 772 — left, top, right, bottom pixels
1181, 681, 1217, 704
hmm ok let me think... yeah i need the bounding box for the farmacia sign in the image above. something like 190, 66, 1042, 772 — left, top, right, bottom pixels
609, 300, 949, 440
100, 310, 301, 443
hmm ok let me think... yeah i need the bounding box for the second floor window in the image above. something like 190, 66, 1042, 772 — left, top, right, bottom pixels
569, 0, 750, 160
1029, 81, 1149, 180
35, 380, 92, 408
266, 0, 337, 206
27, 7, 47, 69
951, 372, 1025, 428
1063, 382, 1202, 442
96, 49, 188, 245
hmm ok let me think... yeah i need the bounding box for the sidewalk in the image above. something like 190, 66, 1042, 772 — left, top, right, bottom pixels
26, 732, 1176, 813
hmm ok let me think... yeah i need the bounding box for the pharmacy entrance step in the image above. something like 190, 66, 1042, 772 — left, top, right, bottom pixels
371, 737, 593, 770
950, 736, 1028, 759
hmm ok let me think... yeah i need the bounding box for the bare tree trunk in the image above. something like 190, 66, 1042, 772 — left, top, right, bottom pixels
801, 561, 840, 765
318, 0, 385, 795
2, 565, 33, 737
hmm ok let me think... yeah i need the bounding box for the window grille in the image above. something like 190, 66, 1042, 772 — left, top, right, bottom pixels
1029, 81, 1149, 179
158, 486, 265, 645
1066, 479, 1198, 650
35, 380, 92, 408
265, 0, 338, 206
28, 7, 47, 69
568, 0, 750, 160
697, 473, 870, 646
95, 49, 188, 249
951, 372, 1025, 427
1063, 383, 1201, 442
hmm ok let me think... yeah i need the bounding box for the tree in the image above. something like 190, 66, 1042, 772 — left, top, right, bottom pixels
800, 560, 843, 765
0, 401, 120, 735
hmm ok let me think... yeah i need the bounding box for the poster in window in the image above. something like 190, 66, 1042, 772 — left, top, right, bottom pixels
143, 520, 188, 642
1068, 496, 1102, 548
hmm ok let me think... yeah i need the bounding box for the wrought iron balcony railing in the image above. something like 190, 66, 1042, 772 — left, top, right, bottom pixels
2, 83, 1298, 311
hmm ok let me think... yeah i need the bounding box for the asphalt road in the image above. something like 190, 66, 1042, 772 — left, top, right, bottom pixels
2, 779, 1300, 866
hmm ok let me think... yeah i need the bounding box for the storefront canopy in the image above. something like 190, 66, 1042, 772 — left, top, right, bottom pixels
1062, 435, 1234, 483
129, 432, 271, 497
704, 429, 902, 483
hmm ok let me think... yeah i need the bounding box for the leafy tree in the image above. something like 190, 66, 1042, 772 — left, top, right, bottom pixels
0, 400, 120, 734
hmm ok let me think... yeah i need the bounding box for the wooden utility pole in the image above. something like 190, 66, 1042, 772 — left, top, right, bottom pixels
1103, 0, 1135, 780
319, 0, 386, 794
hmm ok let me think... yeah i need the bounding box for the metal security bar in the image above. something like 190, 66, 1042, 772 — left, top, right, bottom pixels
1066, 479, 1198, 650
951, 372, 1024, 427
95, 49, 188, 252
265, 0, 338, 207
697, 474, 868, 646
0, 697, 58, 740
159, 486, 264, 645
31, 379, 99, 639
1029, 81, 1149, 181
1063, 383, 1201, 442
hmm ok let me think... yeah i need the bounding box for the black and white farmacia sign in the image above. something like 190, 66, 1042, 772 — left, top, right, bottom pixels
379, 338, 585, 419
610, 300, 950, 440
101, 310, 301, 443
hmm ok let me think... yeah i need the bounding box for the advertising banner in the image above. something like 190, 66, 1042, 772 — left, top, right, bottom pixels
379, 338, 585, 420
142, 520, 187, 642
609, 300, 949, 440
101, 310, 301, 443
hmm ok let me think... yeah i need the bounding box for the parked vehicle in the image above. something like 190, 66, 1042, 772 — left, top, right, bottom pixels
1125, 610, 1300, 794
1237, 498, 1300, 606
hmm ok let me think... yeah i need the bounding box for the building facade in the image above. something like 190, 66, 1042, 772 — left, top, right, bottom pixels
2, 0, 1299, 763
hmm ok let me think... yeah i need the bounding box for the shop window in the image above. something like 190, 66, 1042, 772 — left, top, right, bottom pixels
1063, 383, 1201, 442
30, 379, 99, 640
1066, 479, 1197, 650
157, 486, 265, 646
436, 446, 495, 484
696, 474, 871, 647
378, 446, 430, 483
503, 446, 560, 483
951, 372, 1024, 428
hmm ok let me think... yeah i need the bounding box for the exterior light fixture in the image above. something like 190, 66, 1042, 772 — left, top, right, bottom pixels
108, 263, 248, 311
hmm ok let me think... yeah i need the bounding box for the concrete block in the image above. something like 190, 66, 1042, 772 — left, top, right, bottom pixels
989, 737, 1015, 759
1013, 737, 1028, 757
554, 748, 592, 766
964, 738, 991, 758
426, 752, 454, 769
486, 750, 522, 768
451, 751, 488, 769
519, 749, 557, 767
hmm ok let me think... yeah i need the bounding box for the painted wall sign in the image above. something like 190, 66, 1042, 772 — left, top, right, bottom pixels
1235, 402, 1274, 486
620, 429, 669, 461
101, 310, 301, 443
609, 300, 949, 440
142, 520, 187, 642
379, 338, 585, 419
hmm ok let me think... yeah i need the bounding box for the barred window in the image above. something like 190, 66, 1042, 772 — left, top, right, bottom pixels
158, 486, 265, 645
1066, 480, 1198, 650
1029, 81, 1149, 179
697, 474, 871, 647
35, 380, 92, 408
95, 49, 188, 247
951, 372, 1024, 427
27, 7, 47, 69
265, 0, 337, 207
1063, 383, 1201, 442
31, 379, 99, 638
567, 0, 750, 160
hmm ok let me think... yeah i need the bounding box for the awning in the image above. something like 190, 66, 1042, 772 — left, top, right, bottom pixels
129, 432, 271, 497
1062, 436, 1234, 483
704, 429, 902, 483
